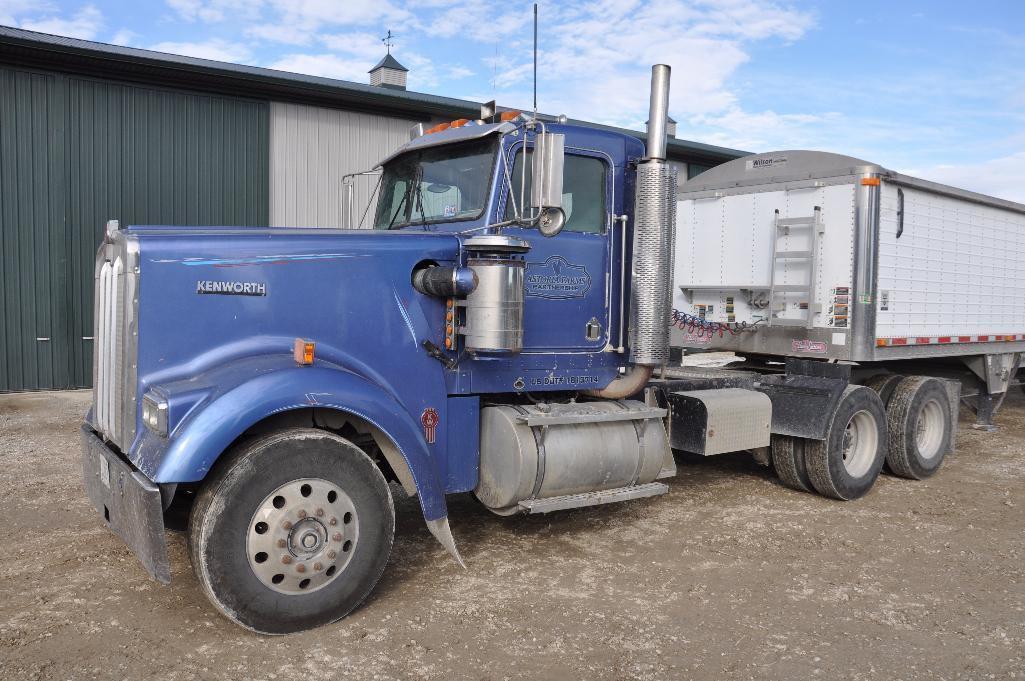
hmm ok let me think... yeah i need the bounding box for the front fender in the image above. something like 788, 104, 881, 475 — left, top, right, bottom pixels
136, 358, 448, 521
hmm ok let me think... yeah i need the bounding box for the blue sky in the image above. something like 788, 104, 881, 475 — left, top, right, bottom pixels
3, 0, 1024, 201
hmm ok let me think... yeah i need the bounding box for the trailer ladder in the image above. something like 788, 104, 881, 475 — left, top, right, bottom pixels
768, 206, 823, 329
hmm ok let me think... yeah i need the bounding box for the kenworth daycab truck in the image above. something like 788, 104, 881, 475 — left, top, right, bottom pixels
82, 65, 1021, 633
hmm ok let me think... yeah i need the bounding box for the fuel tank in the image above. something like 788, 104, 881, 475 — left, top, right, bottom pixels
475, 400, 671, 515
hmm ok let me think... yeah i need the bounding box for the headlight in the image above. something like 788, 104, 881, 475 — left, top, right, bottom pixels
142, 393, 169, 436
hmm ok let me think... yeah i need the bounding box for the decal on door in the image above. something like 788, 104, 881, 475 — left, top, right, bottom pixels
524, 255, 591, 300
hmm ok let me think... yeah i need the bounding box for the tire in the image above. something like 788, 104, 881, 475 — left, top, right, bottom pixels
885, 376, 952, 480
770, 434, 813, 493
863, 373, 902, 408
805, 385, 887, 500
188, 428, 394, 634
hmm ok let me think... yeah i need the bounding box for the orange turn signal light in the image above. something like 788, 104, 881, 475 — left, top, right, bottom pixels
861, 177, 881, 186
449, 118, 469, 129
294, 338, 315, 365
499, 110, 521, 122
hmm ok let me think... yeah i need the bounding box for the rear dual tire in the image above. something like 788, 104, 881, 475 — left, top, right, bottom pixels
884, 376, 952, 479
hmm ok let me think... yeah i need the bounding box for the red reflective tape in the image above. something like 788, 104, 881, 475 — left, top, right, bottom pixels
978, 335, 989, 341
916, 337, 931, 344
937, 336, 952, 343
892, 338, 908, 345
958, 336, 972, 343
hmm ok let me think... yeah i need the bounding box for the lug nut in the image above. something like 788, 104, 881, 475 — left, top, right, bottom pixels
314, 562, 323, 571
282, 520, 293, 530
329, 517, 338, 526
281, 555, 292, 565
328, 550, 337, 559
277, 539, 286, 548
297, 510, 307, 519
332, 532, 342, 542
296, 563, 306, 573
315, 508, 324, 517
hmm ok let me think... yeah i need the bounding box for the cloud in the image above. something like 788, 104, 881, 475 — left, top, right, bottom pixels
464, 0, 815, 134
109, 28, 137, 46
166, 0, 261, 24
0, 0, 53, 25
267, 53, 369, 82
150, 38, 253, 63
904, 152, 1025, 204
18, 4, 103, 39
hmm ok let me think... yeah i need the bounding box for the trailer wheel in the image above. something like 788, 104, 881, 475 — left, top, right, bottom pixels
885, 376, 952, 480
864, 373, 902, 408
770, 434, 813, 493
187, 428, 394, 634
805, 386, 887, 500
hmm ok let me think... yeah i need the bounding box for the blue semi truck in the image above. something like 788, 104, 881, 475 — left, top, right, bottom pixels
82, 66, 975, 633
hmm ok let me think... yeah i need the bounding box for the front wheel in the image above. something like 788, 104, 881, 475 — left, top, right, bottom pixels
188, 429, 394, 634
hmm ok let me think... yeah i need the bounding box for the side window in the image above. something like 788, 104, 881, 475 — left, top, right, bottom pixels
504, 151, 607, 233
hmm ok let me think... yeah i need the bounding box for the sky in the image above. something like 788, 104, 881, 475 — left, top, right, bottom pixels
3, 0, 1024, 201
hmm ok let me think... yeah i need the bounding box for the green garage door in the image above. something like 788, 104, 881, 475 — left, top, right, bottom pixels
0, 67, 269, 391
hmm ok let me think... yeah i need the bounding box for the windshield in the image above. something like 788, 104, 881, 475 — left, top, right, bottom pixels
374, 138, 496, 229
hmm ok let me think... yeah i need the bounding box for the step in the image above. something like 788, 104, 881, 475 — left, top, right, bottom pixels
776, 217, 817, 227
773, 250, 812, 259
515, 406, 666, 427
517, 482, 669, 514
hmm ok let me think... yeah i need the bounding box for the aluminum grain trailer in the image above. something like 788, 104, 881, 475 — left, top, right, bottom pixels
661, 150, 1025, 495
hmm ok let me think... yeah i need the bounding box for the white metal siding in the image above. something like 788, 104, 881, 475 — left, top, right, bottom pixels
876, 182, 1025, 339
673, 184, 856, 329
269, 102, 418, 228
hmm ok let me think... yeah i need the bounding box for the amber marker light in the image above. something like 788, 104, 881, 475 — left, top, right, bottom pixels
294, 338, 315, 365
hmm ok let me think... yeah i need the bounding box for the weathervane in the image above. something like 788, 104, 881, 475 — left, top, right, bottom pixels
382, 30, 395, 55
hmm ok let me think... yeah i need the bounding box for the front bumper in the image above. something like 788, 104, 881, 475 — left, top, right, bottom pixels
80, 425, 171, 584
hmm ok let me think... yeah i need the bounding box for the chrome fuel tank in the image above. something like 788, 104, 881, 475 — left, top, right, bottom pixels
475, 400, 672, 515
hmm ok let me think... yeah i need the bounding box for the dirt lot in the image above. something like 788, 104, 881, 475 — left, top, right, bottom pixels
0, 390, 1023, 680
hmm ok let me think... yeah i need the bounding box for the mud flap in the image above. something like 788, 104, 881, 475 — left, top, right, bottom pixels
80, 425, 171, 584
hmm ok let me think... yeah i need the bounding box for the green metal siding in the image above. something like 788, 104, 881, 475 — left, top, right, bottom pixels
0, 66, 269, 391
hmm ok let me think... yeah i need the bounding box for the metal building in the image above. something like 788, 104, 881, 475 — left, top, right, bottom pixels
0, 26, 746, 392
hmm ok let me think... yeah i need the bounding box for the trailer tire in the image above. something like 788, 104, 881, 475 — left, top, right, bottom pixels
805, 386, 887, 500
864, 373, 902, 408
188, 428, 394, 634
770, 434, 813, 493
885, 376, 952, 480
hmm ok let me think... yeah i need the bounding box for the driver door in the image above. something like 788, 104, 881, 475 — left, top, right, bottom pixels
504, 148, 612, 352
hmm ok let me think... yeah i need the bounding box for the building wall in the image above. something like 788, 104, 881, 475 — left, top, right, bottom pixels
269, 102, 417, 228
0, 66, 269, 391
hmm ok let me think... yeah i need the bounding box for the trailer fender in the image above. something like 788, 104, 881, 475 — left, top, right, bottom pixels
143, 362, 452, 533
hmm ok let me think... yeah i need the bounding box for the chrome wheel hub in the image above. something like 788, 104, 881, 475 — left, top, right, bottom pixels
246, 478, 359, 595
840, 409, 878, 477
915, 398, 945, 460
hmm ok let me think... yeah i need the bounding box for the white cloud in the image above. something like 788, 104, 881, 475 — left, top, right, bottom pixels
19, 4, 103, 39
267, 53, 368, 82
0, 0, 53, 25
150, 38, 253, 63
166, 0, 260, 24
109, 28, 137, 46
904, 153, 1025, 204
460, 0, 816, 133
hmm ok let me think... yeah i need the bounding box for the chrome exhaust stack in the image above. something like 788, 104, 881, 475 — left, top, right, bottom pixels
588, 64, 677, 399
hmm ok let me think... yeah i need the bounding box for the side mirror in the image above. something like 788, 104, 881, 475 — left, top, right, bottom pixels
530, 132, 565, 237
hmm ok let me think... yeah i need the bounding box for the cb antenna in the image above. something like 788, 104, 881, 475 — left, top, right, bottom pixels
533, 2, 538, 116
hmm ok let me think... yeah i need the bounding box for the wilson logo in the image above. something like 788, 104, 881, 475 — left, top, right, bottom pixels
525, 256, 591, 300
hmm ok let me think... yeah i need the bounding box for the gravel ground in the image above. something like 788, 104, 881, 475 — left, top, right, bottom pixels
0, 389, 1023, 680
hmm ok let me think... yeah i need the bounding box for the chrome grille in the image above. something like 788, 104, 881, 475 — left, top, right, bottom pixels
92, 232, 139, 449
